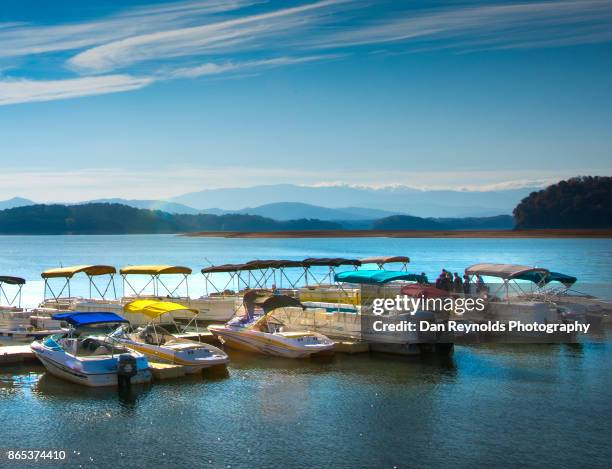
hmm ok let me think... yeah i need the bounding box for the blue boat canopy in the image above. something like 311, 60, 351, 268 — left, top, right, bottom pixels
335, 270, 425, 285
51, 312, 128, 326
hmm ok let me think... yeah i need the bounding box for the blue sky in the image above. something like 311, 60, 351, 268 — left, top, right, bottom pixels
0, 0, 610, 201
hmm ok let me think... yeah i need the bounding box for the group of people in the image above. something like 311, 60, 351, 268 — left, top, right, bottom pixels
434, 269, 486, 295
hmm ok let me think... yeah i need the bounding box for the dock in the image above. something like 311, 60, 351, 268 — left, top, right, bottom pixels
0, 345, 39, 365
148, 361, 187, 380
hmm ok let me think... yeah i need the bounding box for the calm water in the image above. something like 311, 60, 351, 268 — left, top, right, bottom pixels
1, 235, 611, 468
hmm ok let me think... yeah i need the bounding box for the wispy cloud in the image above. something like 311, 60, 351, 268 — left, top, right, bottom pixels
1, 0, 612, 106
167, 54, 341, 78
0, 54, 339, 105
67, 0, 350, 73
0, 0, 258, 59
0, 75, 153, 105
312, 0, 612, 51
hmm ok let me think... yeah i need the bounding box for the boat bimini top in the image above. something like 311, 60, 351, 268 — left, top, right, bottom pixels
201, 258, 364, 293
359, 256, 410, 271
0, 275, 26, 308
465, 263, 577, 287
123, 299, 198, 318
119, 265, 192, 297
123, 299, 202, 332
334, 270, 426, 285
464, 263, 577, 298
41, 265, 117, 301
51, 311, 128, 327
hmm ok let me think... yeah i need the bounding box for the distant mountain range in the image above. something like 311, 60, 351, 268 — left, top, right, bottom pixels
0, 197, 35, 210
221, 202, 402, 221
170, 184, 537, 217
82, 198, 200, 214
0, 183, 537, 223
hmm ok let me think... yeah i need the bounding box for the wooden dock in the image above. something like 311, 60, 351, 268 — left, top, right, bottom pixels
0, 345, 39, 364
148, 361, 186, 380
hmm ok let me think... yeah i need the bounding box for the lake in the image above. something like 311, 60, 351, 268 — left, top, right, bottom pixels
1, 235, 611, 468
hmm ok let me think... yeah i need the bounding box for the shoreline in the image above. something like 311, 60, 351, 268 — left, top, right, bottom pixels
182, 229, 612, 239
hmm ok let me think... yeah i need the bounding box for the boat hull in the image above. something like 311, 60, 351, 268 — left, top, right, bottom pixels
209, 326, 334, 358
31, 342, 151, 387
111, 339, 229, 374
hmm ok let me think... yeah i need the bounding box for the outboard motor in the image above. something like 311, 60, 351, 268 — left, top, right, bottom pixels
117, 353, 137, 387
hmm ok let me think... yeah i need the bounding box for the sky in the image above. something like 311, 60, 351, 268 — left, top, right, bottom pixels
0, 0, 611, 202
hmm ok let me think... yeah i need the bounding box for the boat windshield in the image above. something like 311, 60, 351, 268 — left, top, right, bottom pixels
43, 335, 63, 351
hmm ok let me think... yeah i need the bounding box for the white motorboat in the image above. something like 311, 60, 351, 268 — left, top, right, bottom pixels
209, 293, 335, 358
30, 312, 152, 387
108, 299, 229, 373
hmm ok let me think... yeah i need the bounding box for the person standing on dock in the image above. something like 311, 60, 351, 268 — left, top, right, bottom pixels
453, 273, 463, 293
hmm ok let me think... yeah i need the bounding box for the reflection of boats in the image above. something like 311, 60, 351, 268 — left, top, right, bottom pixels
209, 293, 335, 358
0, 276, 65, 343
30, 312, 152, 387
108, 300, 229, 373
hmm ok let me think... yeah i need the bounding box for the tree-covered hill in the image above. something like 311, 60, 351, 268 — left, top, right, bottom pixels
0, 203, 342, 234
513, 176, 612, 229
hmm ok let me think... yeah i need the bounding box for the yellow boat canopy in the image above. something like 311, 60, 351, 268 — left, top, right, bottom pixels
41, 265, 116, 279
123, 299, 198, 318
119, 265, 192, 275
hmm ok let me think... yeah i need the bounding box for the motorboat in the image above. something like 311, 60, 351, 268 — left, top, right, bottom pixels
30, 312, 152, 387
209, 292, 335, 358
108, 299, 229, 373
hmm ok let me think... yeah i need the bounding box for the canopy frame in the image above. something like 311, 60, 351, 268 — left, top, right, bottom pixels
123, 300, 205, 342
0, 278, 23, 307
42, 266, 117, 302
121, 270, 190, 299
464, 263, 551, 301
359, 256, 410, 271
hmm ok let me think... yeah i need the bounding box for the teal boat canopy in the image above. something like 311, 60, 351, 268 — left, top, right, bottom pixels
545, 272, 577, 287
512, 271, 577, 287
335, 270, 425, 285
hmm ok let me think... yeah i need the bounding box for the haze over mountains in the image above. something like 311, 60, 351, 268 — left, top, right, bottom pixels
0, 184, 538, 220
170, 184, 537, 217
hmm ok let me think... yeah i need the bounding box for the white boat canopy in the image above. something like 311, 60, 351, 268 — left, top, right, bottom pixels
465, 263, 549, 279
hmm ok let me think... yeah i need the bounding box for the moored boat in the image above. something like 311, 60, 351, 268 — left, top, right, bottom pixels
209, 293, 335, 358
30, 312, 152, 387
108, 299, 229, 373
